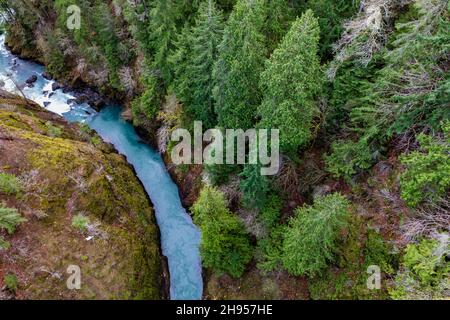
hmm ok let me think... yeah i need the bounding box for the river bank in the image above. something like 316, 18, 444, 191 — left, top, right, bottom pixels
0, 31, 201, 299
0, 89, 165, 299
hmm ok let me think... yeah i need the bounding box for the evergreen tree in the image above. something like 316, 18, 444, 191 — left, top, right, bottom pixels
258, 10, 323, 153
282, 193, 350, 276
213, 0, 267, 130
169, 23, 194, 108
306, 0, 359, 60
147, 0, 181, 84
92, 2, 122, 89
264, 0, 295, 52
171, 0, 225, 128
240, 163, 270, 209
192, 186, 253, 278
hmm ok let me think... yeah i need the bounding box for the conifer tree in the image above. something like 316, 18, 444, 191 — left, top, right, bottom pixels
213, 0, 267, 130
264, 0, 295, 52
240, 163, 270, 209
282, 193, 350, 276
171, 0, 225, 128
258, 10, 323, 153
192, 186, 253, 278
147, 0, 181, 84
189, 0, 225, 127
169, 23, 193, 108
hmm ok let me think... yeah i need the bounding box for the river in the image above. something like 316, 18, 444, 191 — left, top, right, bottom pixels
0, 34, 203, 300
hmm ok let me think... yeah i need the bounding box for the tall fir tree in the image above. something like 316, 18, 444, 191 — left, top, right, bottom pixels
213, 0, 267, 130
147, 0, 182, 84
258, 10, 323, 153
264, 0, 295, 52
192, 186, 253, 278
171, 0, 225, 128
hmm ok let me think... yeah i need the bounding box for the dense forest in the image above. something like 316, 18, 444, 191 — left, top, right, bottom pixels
0, 0, 449, 300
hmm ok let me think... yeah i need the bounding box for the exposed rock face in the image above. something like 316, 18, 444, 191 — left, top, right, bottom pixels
0, 91, 164, 300
42, 72, 52, 80
25, 75, 37, 85
51, 82, 61, 91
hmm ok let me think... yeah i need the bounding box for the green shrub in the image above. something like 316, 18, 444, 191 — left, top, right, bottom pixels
45, 121, 63, 138
364, 230, 397, 274
0, 172, 22, 195
192, 186, 253, 278
400, 122, 450, 207
45, 31, 66, 78
325, 139, 373, 181
71, 214, 90, 231
282, 193, 350, 276
90, 136, 103, 148
259, 194, 282, 229
309, 221, 396, 299
0, 237, 10, 250
131, 74, 163, 125
257, 226, 284, 273
0, 205, 26, 250
205, 164, 240, 186
4, 274, 18, 292
390, 238, 450, 300
239, 164, 270, 209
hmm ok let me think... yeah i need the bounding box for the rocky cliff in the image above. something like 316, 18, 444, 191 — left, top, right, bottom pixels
0, 90, 164, 299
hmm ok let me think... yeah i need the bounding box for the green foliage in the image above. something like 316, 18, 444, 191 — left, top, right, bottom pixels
348, 0, 450, 143
325, 139, 373, 181
0, 205, 26, 249
306, 0, 360, 60
259, 194, 282, 229
257, 225, 284, 273
258, 10, 323, 153
390, 238, 450, 300
213, 0, 267, 129
44, 31, 66, 78
282, 193, 350, 276
170, 0, 225, 128
91, 2, 123, 89
328, 56, 381, 129
4, 274, 18, 292
131, 73, 164, 125
400, 122, 450, 207
192, 186, 253, 278
147, 0, 183, 83
309, 218, 396, 300
71, 214, 90, 231
239, 164, 270, 209
0, 237, 10, 250
45, 121, 63, 138
264, 0, 295, 52
205, 163, 240, 186
364, 230, 397, 274
0, 172, 22, 195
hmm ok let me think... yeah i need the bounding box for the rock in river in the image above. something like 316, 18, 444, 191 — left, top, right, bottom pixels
25, 75, 38, 84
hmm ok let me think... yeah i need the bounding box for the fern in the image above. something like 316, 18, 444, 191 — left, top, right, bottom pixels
0, 205, 26, 249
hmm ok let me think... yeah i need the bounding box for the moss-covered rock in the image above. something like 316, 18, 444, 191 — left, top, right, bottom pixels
0, 91, 164, 299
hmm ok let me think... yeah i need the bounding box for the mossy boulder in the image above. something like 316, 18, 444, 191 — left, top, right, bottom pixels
0, 90, 164, 299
